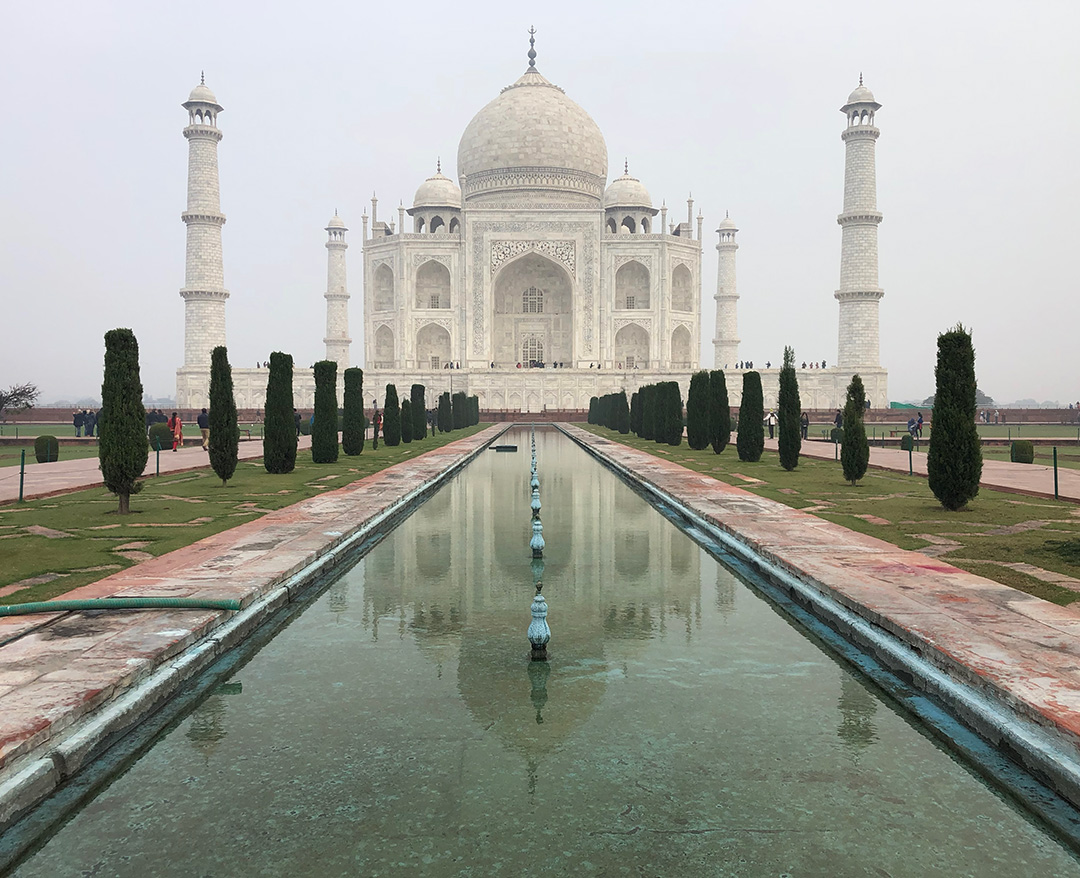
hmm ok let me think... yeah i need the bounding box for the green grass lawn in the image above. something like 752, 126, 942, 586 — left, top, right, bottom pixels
0, 425, 487, 605
981, 445, 1080, 470
582, 424, 1080, 606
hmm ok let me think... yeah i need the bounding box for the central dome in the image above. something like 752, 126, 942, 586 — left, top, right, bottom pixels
457, 69, 608, 204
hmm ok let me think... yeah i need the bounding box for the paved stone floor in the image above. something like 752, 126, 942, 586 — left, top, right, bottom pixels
3, 423, 1080, 830
0, 438, 311, 504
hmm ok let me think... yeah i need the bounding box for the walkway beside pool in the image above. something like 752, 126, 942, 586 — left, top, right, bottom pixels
3, 421, 1080, 842
565, 425, 1080, 804
0, 425, 505, 832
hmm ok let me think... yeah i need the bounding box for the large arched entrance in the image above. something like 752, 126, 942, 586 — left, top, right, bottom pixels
416, 323, 451, 369
492, 253, 573, 366
614, 323, 649, 369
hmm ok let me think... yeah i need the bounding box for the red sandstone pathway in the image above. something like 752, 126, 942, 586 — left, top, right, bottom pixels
568, 425, 1080, 748
0, 426, 503, 815
767, 436, 1080, 502
0, 438, 311, 504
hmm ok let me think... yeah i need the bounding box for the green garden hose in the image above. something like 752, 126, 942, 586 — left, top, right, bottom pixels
0, 597, 242, 617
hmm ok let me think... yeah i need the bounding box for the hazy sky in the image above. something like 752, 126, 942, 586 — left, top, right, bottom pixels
3, 0, 1078, 406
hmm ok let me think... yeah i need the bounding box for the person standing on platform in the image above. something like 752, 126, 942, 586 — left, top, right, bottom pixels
168, 411, 183, 452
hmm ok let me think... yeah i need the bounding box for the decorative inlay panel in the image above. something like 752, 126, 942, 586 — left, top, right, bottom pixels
613, 254, 653, 269
471, 222, 595, 355
613, 317, 652, 332
413, 253, 453, 268
490, 240, 576, 277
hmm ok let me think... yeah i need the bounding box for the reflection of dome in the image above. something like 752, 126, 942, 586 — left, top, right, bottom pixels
413, 170, 462, 209
457, 69, 608, 201
603, 171, 652, 209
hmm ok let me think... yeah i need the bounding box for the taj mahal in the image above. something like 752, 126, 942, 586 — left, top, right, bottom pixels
174, 35, 888, 412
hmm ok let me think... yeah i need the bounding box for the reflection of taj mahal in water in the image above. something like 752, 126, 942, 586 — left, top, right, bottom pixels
175, 35, 888, 411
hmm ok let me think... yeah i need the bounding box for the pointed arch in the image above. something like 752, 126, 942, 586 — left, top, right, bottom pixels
615, 322, 649, 369
374, 263, 395, 311
416, 260, 451, 309
416, 322, 451, 369
374, 324, 395, 366
671, 263, 693, 312
671, 325, 692, 368
615, 260, 650, 309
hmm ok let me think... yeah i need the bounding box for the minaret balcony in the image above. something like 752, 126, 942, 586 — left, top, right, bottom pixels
182, 211, 226, 225
836, 211, 882, 226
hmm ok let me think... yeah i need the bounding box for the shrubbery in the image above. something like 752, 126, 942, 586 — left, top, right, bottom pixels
708, 370, 730, 455
98, 328, 148, 513
900, 434, 914, 452
264, 352, 297, 474
311, 360, 339, 463
777, 346, 801, 471
383, 384, 401, 446
342, 368, 364, 455
736, 372, 764, 462
1010, 440, 1034, 464
840, 374, 870, 485
148, 422, 172, 452
208, 346, 239, 485
686, 371, 710, 450
927, 325, 983, 510
34, 435, 58, 463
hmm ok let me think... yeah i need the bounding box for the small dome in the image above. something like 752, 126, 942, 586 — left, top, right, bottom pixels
846, 84, 876, 104
413, 170, 462, 209
327, 212, 346, 229
717, 214, 737, 231
603, 171, 652, 209
186, 82, 220, 106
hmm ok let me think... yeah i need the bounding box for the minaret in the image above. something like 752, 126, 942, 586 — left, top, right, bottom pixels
324, 211, 350, 368
179, 74, 228, 369
835, 76, 884, 369
713, 213, 740, 368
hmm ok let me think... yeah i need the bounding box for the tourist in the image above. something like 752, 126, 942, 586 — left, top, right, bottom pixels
766, 410, 777, 439
73, 409, 83, 437
800, 411, 809, 440
834, 409, 843, 430
168, 411, 183, 452
197, 408, 210, 450
916, 412, 924, 438
293, 408, 301, 437
908, 417, 917, 437
84, 409, 96, 438
822, 359, 827, 368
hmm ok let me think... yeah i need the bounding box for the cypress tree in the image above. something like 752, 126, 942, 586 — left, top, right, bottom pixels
342, 367, 364, 455
736, 371, 764, 462
98, 328, 148, 514
208, 345, 239, 485
400, 398, 413, 443
264, 351, 297, 473
654, 384, 668, 444
777, 346, 802, 471
469, 395, 480, 426
640, 384, 656, 440
630, 391, 641, 435
666, 381, 684, 447
311, 360, 339, 463
438, 392, 452, 432
840, 374, 870, 486
927, 324, 983, 510
410, 384, 426, 440
708, 370, 730, 455
616, 390, 631, 434
588, 397, 598, 424
383, 384, 401, 446
452, 391, 467, 429
686, 371, 710, 450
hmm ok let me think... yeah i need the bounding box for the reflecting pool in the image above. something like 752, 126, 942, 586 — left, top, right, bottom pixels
13, 428, 1080, 876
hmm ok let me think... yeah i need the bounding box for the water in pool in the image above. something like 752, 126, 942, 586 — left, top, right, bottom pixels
12, 428, 1080, 876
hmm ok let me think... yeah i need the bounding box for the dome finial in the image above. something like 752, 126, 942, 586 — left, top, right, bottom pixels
201, 70, 205, 86
859, 71, 864, 87
527, 25, 537, 70
624, 158, 628, 175
437, 157, 441, 174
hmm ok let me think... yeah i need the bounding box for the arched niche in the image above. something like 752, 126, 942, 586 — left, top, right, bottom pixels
492, 252, 574, 366
614, 323, 649, 369
671, 264, 693, 312
671, 325, 692, 367
615, 261, 650, 309
416, 260, 451, 309
416, 322, 451, 369
374, 325, 395, 365
374, 264, 395, 311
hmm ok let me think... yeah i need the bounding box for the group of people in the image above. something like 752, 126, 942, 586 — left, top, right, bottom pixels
906, 413, 925, 438
146, 409, 210, 451
801, 361, 827, 369
761, 410, 812, 440
72, 409, 99, 437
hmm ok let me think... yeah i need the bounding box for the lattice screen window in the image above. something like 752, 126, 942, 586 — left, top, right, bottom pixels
430, 356, 440, 369
430, 294, 441, 309
626, 356, 635, 369
626, 295, 636, 310
522, 286, 544, 313
522, 338, 543, 365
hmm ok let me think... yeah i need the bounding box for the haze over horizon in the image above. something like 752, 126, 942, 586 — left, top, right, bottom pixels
3, 1, 1077, 408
